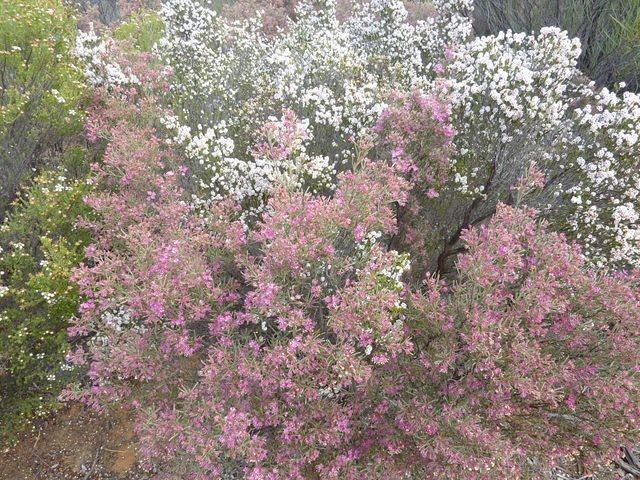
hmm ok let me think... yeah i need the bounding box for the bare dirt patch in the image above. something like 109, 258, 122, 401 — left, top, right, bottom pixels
0, 403, 149, 480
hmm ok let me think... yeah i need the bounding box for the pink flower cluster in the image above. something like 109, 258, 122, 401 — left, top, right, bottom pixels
373, 90, 458, 274
64, 83, 245, 412
251, 109, 309, 165
374, 90, 456, 198
406, 205, 640, 477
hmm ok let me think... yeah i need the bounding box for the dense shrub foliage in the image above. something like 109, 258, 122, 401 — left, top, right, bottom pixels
63, 92, 640, 476
0, 157, 92, 441
0, 0, 92, 441
0, 0, 86, 216
155, 0, 640, 271
0, 0, 161, 442
442, 27, 640, 270
1, 0, 640, 478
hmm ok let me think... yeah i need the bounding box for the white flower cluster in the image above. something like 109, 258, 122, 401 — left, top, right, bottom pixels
40, 291, 56, 305
442, 23, 640, 268
73, 0, 640, 268
356, 230, 411, 292
89, 308, 144, 360
417, 0, 474, 72
163, 110, 335, 219
157, 0, 443, 213
102, 308, 135, 333
75, 25, 141, 88
612, 203, 640, 265
379, 251, 412, 293
50, 89, 67, 104
446, 27, 581, 170
564, 87, 640, 267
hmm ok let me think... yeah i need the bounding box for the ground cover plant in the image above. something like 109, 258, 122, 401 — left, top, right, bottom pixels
1, 0, 640, 478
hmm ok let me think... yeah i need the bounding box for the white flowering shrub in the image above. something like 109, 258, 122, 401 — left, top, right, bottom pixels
472, 0, 640, 92
75, 26, 142, 87
152, 0, 640, 266
439, 25, 640, 270
424, 27, 583, 270
558, 87, 640, 267
156, 0, 459, 216
417, 0, 474, 69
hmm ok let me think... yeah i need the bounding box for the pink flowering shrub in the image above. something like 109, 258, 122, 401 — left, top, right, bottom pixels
182, 204, 637, 479
373, 90, 458, 274
63, 81, 246, 412
2, 0, 638, 474
403, 205, 640, 478
127, 160, 414, 478
67, 103, 640, 476
61, 61, 640, 476
374, 90, 456, 196
252, 109, 309, 164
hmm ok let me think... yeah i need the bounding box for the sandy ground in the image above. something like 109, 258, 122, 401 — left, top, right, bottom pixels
0, 403, 148, 480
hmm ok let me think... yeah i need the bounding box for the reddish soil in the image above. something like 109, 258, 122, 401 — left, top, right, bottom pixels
0, 404, 148, 480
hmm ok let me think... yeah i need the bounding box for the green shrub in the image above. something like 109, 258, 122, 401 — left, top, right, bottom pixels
0, 153, 92, 443
0, 0, 86, 216
114, 9, 164, 52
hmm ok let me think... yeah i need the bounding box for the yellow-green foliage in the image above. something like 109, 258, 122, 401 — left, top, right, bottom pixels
114, 9, 164, 52
0, 0, 87, 215
0, 0, 85, 134
0, 154, 93, 443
